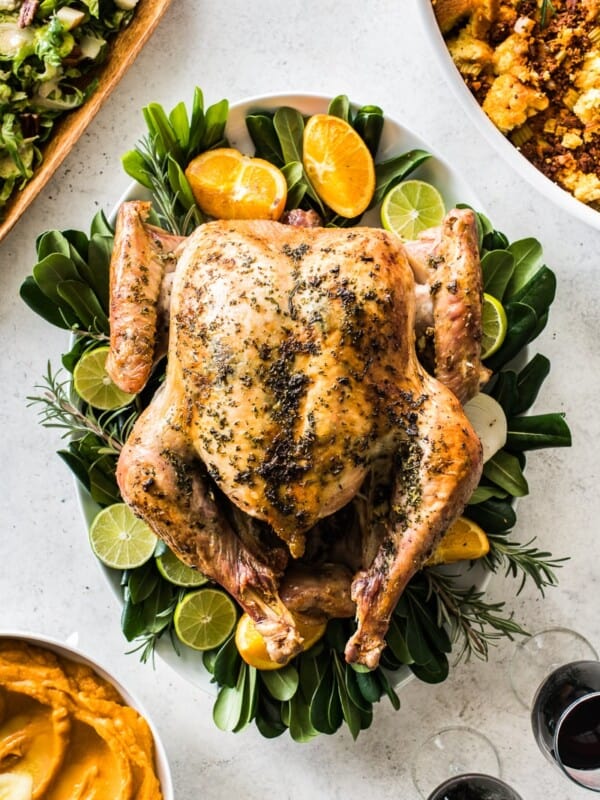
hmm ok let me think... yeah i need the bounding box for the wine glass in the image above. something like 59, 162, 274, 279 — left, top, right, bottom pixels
510, 628, 600, 791
411, 726, 523, 799
425, 773, 523, 799
510, 627, 598, 708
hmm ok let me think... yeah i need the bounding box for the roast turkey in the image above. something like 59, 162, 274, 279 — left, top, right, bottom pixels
108, 202, 484, 668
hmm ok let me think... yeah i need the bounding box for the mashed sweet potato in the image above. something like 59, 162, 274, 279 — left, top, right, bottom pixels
0, 639, 163, 800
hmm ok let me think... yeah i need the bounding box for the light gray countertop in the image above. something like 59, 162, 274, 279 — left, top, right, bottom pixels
1, 1, 599, 798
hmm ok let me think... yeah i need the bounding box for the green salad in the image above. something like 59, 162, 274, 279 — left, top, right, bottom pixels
0, 0, 138, 213
21, 88, 572, 742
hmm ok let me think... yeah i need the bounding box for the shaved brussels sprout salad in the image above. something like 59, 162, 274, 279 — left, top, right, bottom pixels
0, 0, 139, 213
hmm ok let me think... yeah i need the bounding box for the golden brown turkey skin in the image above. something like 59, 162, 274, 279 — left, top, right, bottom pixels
171, 220, 415, 558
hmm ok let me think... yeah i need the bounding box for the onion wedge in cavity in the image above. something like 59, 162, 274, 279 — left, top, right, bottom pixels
464, 393, 507, 463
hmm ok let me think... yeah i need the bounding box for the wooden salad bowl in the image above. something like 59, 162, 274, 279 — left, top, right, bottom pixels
0, 0, 173, 245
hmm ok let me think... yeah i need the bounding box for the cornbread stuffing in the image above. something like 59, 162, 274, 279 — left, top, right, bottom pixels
432, 0, 600, 209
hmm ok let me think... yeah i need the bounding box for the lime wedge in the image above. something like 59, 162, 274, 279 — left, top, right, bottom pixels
174, 588, 237, 651
481, 293, 508, 359
89, 503, 157, 570
380, 179, 445, 240
156, 549, 209, 588
73, 347, 135, 410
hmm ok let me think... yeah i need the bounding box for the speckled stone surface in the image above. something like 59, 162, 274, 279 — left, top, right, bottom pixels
1, 1, 600, 798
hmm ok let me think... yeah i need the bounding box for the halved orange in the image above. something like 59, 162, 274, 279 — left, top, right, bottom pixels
184, 147, 287, 220
302, 113, 375, 218
425, 516, 490, 566
235, 612, 326, 671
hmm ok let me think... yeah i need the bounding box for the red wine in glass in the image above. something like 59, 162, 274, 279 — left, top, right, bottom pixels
426, 773, 523, 799
531, 660, 600, 790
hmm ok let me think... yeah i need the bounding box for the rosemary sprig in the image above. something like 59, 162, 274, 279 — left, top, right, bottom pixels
134, 136, 203, 236
71, 328, 110, 343
134, 136, 188, 235
485, 533, 567, 596
126, 634, 161, 665
125, 626, 179, 665
540, 0, 556, 28
424, 570, 528, 661
27, 363, 138, 454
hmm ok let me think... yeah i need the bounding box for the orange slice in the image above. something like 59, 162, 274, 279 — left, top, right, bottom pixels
184, 147, 287, 220
235, 612, 326, 671
302, 113, 375, 218
425, 516, 490, 566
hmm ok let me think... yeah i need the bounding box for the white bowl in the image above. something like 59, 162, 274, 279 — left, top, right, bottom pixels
416, 0, 600, 231
0, 630, 174, 800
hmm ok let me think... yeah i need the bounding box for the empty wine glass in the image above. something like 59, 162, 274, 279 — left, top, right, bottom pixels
510, 628, 600, 791
412, 726, 522, 799
510, 627, 598, 708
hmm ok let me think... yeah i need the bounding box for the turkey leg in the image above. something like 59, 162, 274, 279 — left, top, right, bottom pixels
117, 387, 303, 663
345, 373, 483, 668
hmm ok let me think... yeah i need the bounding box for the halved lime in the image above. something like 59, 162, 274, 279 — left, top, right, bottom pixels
89, 503, 157, 570
156, 549, 209, 588
380, 179, 446, 240
174, 588, 237, 651
481, 293, 508, 359
73, 346, 135, 410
